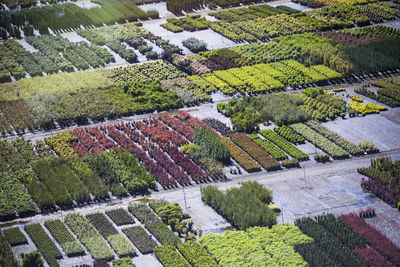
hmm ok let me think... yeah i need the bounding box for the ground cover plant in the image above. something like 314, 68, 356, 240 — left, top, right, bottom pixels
24, 223, 62, 267
305, 120, 362, 155
44, 219, 85, 257
64, 213, 114, 261
85, 150, 156, 196
176, 240, 217, 267
86, 212, 136, 257
3, 227, 28, 247
106, 208, 135, 226
201, 181, 276, 229
274, 125, 305, 144
290, 123, 349, 159
248, 134, 288, 161
259, 130, 309, 161
162, 15, 210, 32
122, 226, 158, 254
154, 244, 190, 267
182, 37, 208, 53
220, 137, 261, 172
0, 169, 36, 220
128, 203, 180, 245
193, 127, 230, 164
200, 224, 313, 266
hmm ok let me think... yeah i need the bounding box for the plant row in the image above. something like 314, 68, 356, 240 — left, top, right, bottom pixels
290, 123, 349, 159
201, 181, 276, 229
44, 219, 85, 257
305, 120, 362, 155
230, 132, 280, 171
199, 224, 312, 266
259, 129, 309, 161
1, 1, 158, 38
24, 223, 62, 267
339, 213, 400, 265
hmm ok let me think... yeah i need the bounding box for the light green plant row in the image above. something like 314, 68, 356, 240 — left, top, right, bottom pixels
199, 224, 313, 267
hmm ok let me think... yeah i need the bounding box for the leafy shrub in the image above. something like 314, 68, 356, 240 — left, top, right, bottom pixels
314, 154, 330, 163
201, 181, 276, 229
194, 127, 230, 164
182, 37, 208, 53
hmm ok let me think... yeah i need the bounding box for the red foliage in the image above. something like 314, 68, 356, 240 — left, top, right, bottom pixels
164, 145, 207, 182
135, 118, 187, 147
70, 128, 106, 157
339, 213, 400, 265
354, 246, 394, 267
158, 113, 194, 141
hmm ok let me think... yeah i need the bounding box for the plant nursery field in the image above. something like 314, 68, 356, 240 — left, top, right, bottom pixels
1, 0, 400, 266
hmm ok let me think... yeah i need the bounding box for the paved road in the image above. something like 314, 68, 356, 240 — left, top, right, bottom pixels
4, 147, 399, 227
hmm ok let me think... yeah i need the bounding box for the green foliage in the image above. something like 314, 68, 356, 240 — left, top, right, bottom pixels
85, 150, 156, 196
31, 156, 90, 206
182, 37, 208, 53
106, 208, 135, 226
44, 219, 84, 257
274, 125, 305, 144
305, 120, 362, 155
122, 226, 157, 254
128, 203, 180, 245
112, 257, 136, 267
154, 244, 190, 267
201, 181, 276, 229
200, 224, 312, 266
290, 123, 349, 159
20, 251, 44, 267
358, 78, 400, 108
4, 227, 28, 247
113, 80, 183, 114
176, 241, 217, 267
295, 215, 367, 267
24, 223, 62, 267
0, 170, 36, 219
107, 234, 137, 257
194, 127, 230, 163
181, 143, 225, 177
1, 2, 155, 36
64, 213, 114, 260
358, 157, 399, 190
248, 134, 288, 161
0, 231, 17, 267
259, 130, 309, 161
218, 93, 308, 132
342, 37, 400, 74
